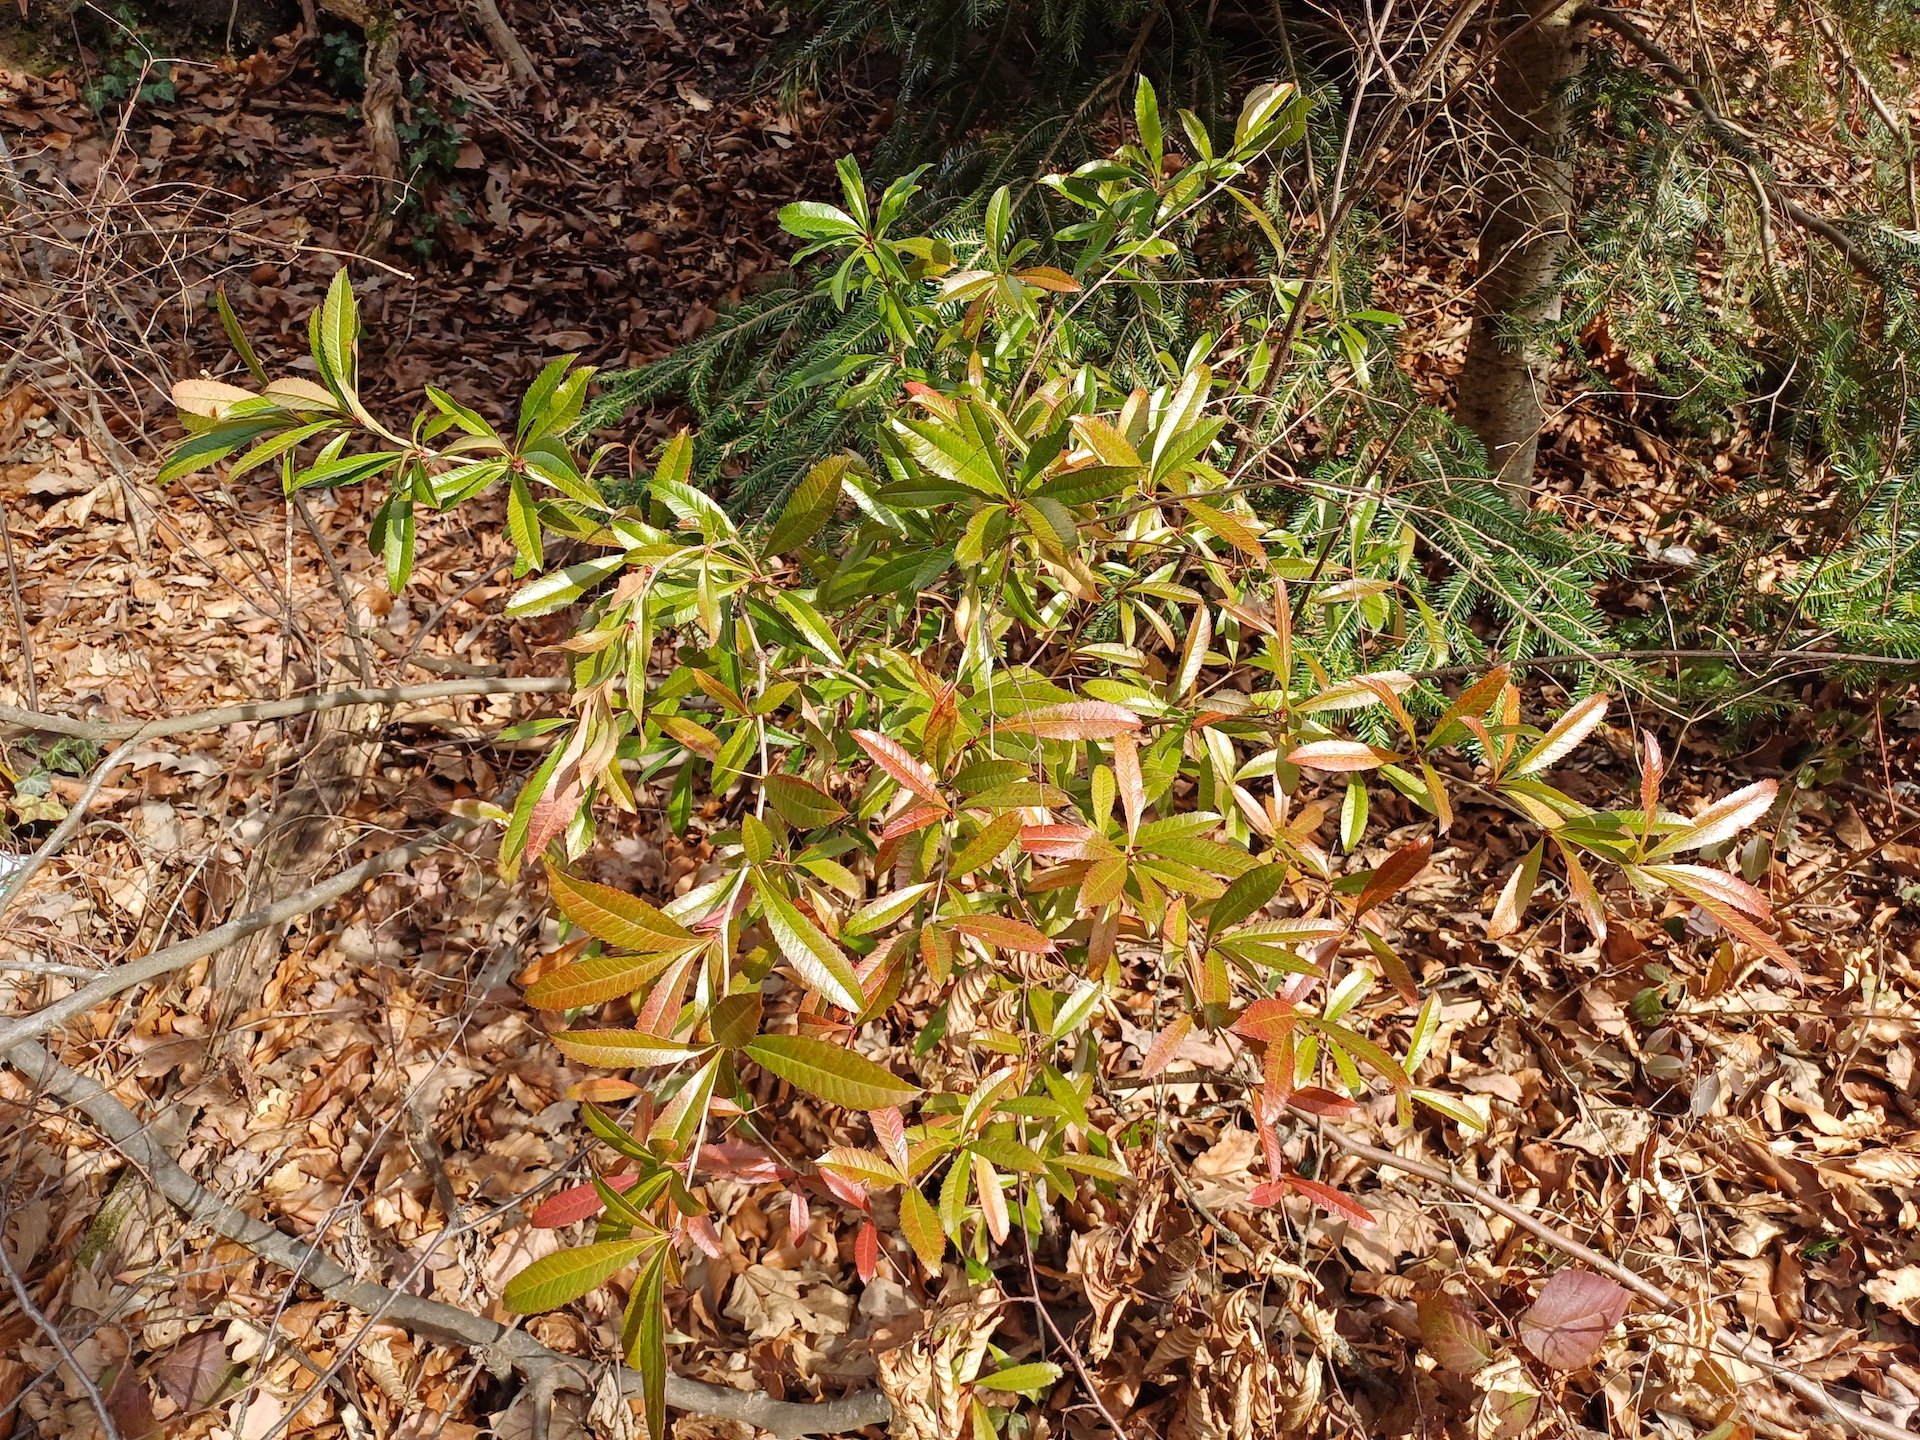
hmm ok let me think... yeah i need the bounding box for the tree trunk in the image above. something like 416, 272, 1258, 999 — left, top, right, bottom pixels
1456, 1, 1586, 499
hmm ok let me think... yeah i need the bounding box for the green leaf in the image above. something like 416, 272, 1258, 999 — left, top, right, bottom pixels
765, 454, 851, 554
548, 866, 698, 951
899, 1184, 945, 1271
317, 267, 359, 403
1206, 863, 1285, 940
628, 1240, 671, 1440
742, 1034, 921, 1110
525, 950, 691, 1010
215, 287, 268, 383
779, 200, 862, 241
502, 1238, 653, 1313
765, 774, 848, 830
977, 1362, 1064, 1394
507, 470, 544, 575
550, 1031, 709, 1068
950, 811, 1022, 877
709, 990, 764, 1049
1134, 76, 1163, 168
503, 554, 625, 617
741, 813, 776, 864
752, 874, 866, 1012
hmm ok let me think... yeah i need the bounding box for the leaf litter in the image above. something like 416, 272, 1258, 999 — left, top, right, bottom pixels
2, 5, 1920, 1440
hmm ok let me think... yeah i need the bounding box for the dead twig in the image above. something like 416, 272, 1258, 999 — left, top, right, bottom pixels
0, 819, 482, 1052
1, 1038, 894, 1439
0, 675, 570, 744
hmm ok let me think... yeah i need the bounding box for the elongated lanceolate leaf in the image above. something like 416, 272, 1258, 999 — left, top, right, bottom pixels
743, 1034, 922, 1110
547, 865, 698, 951
503, 1238, 654, 1313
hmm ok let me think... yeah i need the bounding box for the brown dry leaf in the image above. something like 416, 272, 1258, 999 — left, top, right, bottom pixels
724, 1264, 853, 1340
1864, 1265, 1920, 1323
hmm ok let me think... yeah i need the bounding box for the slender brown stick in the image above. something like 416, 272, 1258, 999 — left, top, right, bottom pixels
0, 497, 36, 713
0, 675, 569, 743
2, 1038, 893, 1439
1022, 1197, 1129, 1435
0, 820, 480, 1052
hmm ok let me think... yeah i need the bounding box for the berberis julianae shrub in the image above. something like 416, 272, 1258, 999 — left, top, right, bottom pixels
166, 81, 1784, 1440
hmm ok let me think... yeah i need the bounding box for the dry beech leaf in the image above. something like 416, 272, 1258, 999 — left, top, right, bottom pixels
1518, 1268, 1631, 1370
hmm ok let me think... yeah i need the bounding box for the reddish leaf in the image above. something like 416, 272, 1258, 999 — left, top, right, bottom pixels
1141, 1013, 1195, 1078
698, 1141, 791, 1182
855, 1220, 881, 1282
789, 1188, 811, 1246
1248, 1172, 1378, 1227
1639, 729, 1664, 819
1641, 862, 1771, 920
871, 1106, 911, 1175
1487, 841, 1544, 941
952, 915, 1057, 952
1282, 1173, 1377, 1227
1288, 1086, 1363, 1118
1020, 823, 1101, 858
1232, 996, 1301, 1043
819, 1167, 871, 1210
684, 1215, 724, 1259
530, 1170, 639, 1228
1417, 1291, 1496, 1375
1114, 730, 1145, 841
1248, 1179, 1288, 1207
993, 700, 1143, 740
852, 729, 947, 808
1286, 740, 1401, 772
1355, 837, 1433, 916
1519, 1269, 1632, 1370
882, 802, 948, 840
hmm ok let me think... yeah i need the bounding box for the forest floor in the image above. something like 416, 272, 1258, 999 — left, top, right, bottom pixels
2, 5, 1920, 1440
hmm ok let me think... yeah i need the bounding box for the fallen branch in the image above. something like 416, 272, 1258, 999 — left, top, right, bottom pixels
0, 676, 570, 743
2, 1039, 893, 1440
0, 821, 480, 1053
1112, 1070, 1909, 1440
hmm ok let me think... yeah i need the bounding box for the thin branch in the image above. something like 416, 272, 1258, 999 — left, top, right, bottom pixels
1, 1039, 894, 1440
0, 820, 480, 1053
294, 492, 376, 686
0, 675, 570, 743
0, 496, 36, 713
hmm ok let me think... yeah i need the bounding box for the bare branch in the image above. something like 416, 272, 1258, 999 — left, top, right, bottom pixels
0, 820, 481, 1053
2, 1039, 895, 1440
0, 676, 570, 743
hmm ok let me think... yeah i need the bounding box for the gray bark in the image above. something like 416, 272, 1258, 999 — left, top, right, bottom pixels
1456, 1, 1586, 498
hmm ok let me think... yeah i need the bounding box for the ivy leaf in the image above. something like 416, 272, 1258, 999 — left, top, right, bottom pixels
503, 1238, 654, 1313
743, 1033, 922, 1110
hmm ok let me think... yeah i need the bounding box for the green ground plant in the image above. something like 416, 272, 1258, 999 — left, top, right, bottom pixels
162, 81, 1785, 1436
